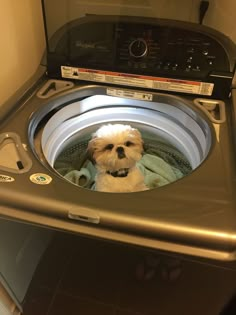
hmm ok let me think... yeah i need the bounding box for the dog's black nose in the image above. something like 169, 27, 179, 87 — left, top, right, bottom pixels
117, 146, 124, 153
116, 146, 126, 159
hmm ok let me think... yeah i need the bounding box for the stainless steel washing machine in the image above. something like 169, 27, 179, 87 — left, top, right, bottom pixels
1, 1, 236, 314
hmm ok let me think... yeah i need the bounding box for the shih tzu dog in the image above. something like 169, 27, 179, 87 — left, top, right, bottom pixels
87, 124, 148, 192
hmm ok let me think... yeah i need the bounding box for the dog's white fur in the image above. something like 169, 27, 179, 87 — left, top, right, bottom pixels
87, 124, 148, 192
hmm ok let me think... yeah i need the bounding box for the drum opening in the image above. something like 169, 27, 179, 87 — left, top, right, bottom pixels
38, 94, 212, 192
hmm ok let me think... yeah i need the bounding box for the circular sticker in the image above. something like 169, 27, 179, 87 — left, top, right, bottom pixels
30, 173, 52, 185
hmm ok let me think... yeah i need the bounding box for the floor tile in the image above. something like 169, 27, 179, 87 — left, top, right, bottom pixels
48, 293, 115, 315
23, 286, 53, 315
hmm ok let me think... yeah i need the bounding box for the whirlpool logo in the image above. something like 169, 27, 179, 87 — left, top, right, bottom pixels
0, 174, 15, 182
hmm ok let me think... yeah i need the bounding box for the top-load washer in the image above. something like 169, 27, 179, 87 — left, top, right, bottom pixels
1, 1, 236, 268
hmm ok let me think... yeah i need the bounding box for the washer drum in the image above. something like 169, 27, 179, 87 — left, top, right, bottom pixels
40, 94, 212, 189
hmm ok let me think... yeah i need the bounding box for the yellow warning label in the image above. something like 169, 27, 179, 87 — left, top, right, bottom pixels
61, 66, 214, 96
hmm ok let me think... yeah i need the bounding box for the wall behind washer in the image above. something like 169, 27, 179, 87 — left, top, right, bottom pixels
0, 0, 235, 108
0, 0, 45, 106
205, 0, 236, 44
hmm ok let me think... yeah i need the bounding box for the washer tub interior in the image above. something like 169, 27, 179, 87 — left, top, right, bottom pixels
32, 92, 213, 191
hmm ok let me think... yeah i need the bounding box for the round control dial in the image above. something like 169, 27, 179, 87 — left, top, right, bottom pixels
129, 39, 148, 58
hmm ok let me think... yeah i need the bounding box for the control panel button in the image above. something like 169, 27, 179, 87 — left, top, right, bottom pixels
185, 64, 192, 71
129, 39, 148, 58
172, 63, 178, 70
206, 56, 216, 65
192, 65, 201, 71
202, 50, 209, 55
156, 61, 163, 69
187, 47, 195, 53
164, 62, 171, 70
187, 56, 193, 63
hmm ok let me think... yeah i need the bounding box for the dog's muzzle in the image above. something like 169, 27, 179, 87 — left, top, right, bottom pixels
116, 146, 126, 159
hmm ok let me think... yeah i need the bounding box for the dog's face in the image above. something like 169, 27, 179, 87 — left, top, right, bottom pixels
87, 124, 144, 171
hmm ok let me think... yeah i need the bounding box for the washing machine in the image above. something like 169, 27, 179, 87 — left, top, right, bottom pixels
1, 1, 236, 314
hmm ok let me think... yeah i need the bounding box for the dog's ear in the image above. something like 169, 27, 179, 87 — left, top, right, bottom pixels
86, 138, 96, 164
131, 129, 144, 151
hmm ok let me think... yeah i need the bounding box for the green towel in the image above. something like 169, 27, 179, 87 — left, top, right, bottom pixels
137, 154, 183, 188
144, 139, 192, 176
56, 154, 185, 189
63, 161, 96, 188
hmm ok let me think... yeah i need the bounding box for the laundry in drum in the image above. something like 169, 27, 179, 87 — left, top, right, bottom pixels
54, 132, 192, 191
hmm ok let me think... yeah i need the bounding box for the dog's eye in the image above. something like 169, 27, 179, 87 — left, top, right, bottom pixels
104, 144, 114, 150
125, 141, 134, 147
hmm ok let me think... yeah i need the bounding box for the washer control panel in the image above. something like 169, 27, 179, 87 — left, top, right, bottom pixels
48, 16, 236, 98
115, 22, 229, 79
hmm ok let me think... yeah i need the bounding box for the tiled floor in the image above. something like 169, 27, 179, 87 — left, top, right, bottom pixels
22, 231, 236, 315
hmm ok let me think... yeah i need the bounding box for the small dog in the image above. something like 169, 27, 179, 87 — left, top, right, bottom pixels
87, 124, 148, 192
